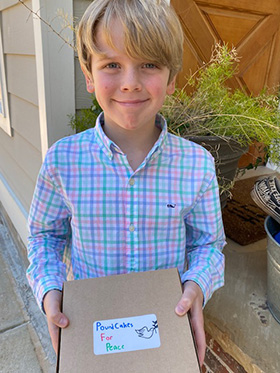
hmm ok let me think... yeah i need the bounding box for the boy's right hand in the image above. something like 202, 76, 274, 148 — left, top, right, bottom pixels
43, 289, 69, 355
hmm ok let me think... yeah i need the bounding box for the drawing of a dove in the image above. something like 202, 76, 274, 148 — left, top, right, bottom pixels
135, 320, 158, 339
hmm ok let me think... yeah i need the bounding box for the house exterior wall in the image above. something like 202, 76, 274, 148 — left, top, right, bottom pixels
0, 0, 75, 246
0, 0, 41, 245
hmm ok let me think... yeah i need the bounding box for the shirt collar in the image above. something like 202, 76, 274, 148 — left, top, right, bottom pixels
95, 112, 168, 162
95, 113, 120, 160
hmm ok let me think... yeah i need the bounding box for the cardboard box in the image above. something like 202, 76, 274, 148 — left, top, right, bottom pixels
57, 268, 201, 372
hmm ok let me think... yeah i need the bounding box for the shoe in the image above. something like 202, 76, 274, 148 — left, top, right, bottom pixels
250, 175, 280, 225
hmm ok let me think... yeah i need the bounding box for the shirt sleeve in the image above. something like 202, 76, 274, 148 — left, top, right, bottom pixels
181, 154, 226, 306
26, 149, 71, 312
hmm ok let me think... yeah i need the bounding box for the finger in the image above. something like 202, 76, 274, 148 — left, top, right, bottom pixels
175, 293, 192, 316
43, 290, 69, 354
175, 281, 206, 366
190, 305, 206, 366
47, 319, 60, 355
48, 310, 69, 329
47, 310, 69, 354
175, 281, 198, 316
44, 290, 69, 328
47, 312, 69, 355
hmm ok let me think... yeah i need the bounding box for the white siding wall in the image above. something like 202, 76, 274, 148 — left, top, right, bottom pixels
0, 0, 41, 245
0, 0, 75, 246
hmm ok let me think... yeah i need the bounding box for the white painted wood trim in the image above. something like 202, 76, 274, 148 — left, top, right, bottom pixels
0, 171, 28, 247
0, 20, 11, 136
32, 1, 48, 158
32, 0, 75, 160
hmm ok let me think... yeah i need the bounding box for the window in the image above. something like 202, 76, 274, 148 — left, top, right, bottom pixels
0, 19, 11, 136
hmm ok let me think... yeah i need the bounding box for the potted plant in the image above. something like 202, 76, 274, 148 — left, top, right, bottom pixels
160, 43, 280, 207
69, 43, 280, 207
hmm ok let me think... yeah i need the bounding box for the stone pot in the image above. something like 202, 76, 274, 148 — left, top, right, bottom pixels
186, 136, 247, 209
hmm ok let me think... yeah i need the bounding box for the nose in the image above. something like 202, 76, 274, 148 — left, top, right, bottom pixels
120, 68, 142, 92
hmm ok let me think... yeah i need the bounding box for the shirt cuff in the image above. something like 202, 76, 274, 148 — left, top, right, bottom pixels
180, 269, 224, 307
36, 281, 64, 314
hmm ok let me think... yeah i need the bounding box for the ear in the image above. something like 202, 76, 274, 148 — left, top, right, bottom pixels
166, 74, 177, 95
81, 67, 95, 93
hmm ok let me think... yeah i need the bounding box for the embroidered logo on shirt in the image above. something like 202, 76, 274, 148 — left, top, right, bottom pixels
167, 203, 176, 208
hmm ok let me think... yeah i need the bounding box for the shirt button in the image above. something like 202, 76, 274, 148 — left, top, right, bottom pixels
129, 178, 135, 186
129, 224, 135, 232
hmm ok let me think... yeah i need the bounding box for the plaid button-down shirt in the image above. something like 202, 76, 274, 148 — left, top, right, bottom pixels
27, 113, 225, 310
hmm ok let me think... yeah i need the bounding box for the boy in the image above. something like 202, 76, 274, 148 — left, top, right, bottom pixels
27, 0, 225, 366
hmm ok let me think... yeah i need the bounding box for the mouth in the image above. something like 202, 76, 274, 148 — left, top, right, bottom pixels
113, 99, 149, 107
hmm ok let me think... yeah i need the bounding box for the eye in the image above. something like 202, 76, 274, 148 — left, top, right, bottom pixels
143, 63, 158, 69
105, 63, 120, 69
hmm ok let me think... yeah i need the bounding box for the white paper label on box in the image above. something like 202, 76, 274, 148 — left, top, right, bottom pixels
93, 314, 161, 355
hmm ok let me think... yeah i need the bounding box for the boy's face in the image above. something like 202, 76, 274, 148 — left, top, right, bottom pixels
83, 18, 176, 135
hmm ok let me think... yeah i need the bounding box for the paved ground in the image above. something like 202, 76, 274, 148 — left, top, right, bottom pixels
205, 167, 280, 373
0, 204, 56, 373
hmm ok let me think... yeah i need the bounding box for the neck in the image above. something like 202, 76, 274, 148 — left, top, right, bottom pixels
102, 122, 161, 171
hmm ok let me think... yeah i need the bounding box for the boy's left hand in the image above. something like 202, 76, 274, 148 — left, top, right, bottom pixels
175, 281, 206, 367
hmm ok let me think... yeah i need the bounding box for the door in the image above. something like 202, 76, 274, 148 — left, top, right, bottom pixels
172, 0, 280, 95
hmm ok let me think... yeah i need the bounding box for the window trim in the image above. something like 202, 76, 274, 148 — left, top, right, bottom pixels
0, 19, 11, 136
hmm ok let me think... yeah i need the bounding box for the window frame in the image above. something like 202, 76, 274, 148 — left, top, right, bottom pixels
0, 18, 11, 136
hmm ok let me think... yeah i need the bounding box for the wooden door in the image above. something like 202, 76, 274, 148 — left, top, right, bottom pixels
171, 0, 280, 95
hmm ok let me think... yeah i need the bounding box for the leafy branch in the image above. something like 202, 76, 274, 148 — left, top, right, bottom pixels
161, 43, 280, 164
18, 0, 76, 51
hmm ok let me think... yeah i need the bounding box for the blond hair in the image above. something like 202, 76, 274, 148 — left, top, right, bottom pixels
77, 0, 183, 83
